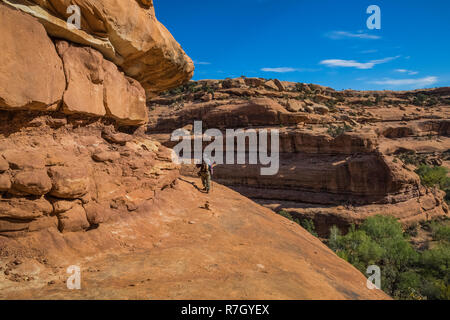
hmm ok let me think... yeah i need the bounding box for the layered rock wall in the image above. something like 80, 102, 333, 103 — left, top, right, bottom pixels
148, 79, 449, 236
0, 1, 193, 237
0, 111, 180, 237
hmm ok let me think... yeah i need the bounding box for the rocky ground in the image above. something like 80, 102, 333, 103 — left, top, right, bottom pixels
147, 78, 450, 237
0, 174, 388, 299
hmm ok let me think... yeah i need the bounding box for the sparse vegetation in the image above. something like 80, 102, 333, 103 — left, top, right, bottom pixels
396, 150, 428, 166
276, 211, 318, 237
412, 93, 428, 106
415, 165, 450, 204
326, 124, 353, 138
300, 219, 318, 237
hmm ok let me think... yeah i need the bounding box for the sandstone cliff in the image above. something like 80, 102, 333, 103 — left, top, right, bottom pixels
1, 0, 194, 98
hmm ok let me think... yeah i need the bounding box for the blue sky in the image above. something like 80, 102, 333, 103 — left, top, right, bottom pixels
155, 0, 450, 91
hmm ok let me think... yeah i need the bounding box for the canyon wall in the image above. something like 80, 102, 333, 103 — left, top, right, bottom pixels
148, 78, 449, 236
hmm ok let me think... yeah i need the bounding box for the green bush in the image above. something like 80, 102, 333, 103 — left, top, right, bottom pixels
413, 93, 428, 106
430, 221, 450, 243
326, 215, 450, 300
326, 124, 353, 138
415, 165, 450, 204
276, 210, 300, 225
275, 211, 318, 237
300, 219, 318, 237
415, 165, 448, 188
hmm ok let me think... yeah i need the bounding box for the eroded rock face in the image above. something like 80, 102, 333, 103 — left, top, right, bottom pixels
0, 110, 180, 237
0, 1, 192, 125
103, 59, 148, 125
56, 41, 148, 124
56, 41, 106, 117
0, 4, 65, 111
2, 0, 194, 97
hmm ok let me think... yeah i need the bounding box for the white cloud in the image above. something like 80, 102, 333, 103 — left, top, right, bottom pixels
370, 76, 438, 87
395, 69, 418, 75
260, 67, 319, 73
320, 56, 400, 69
326, 31, 381, 40
360, 49, 378, 54
194, 61, 211, 65
260, 67, 298, 73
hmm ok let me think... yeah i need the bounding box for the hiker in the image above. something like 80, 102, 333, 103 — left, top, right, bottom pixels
197, 159, 215, 193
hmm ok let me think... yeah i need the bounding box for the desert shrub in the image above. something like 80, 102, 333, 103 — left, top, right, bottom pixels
327, 225, 341, 251
415, 165, 448, 187
430, 221, 450, 243
396, 151, 427, 166
427, 97, 439, 106
276, 210, 300, 225
327, 124, 353, 138
299, 219, 318, 237
415, 166, 449, 202
275, 211, 318, 237
413, 93, 428, 106
375, 95, 382, 105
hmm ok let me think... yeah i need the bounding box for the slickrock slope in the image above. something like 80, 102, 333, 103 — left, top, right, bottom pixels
147, 78, 449, 236
0, 174, 389, 299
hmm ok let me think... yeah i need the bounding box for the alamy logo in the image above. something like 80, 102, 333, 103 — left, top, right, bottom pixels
366, 265, 381, 290
66, 265, 81, 290
171, 121, 280, 175
67, 5, 81, 30
366, 5, 381, 30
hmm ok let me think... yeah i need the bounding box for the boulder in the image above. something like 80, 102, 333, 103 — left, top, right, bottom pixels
244, 77, 265, 88
0, 173, 11, 192
84, 202, 113, 225
273, 79, 285, 92
222, 78, 246, 89
48, 166, 90, 199
264, 80, 280, 91
92, 151, 121, 162
52, 199, 78, 214
0, 197, 53, 220
56, 41, 106, 117
4, 0, 194, 96
285, 99, 306, 112
12, 170, 52, 196
313, 104, 329, 115
103, 59, 148, 125
0, 156, 9, 172
57, 204, 90, 233
304, 105, 314, 113
102, 129, 133, 146
2, 150, 46, 170
0, 4, 65, 111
